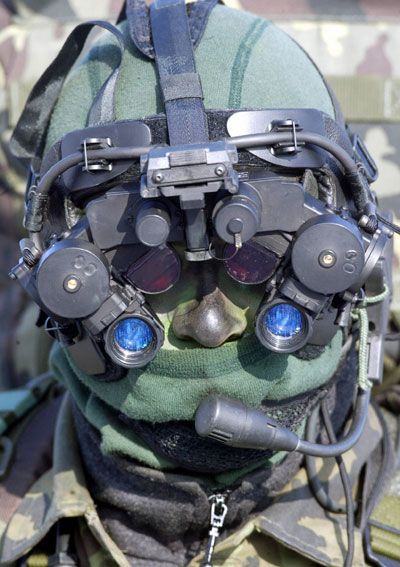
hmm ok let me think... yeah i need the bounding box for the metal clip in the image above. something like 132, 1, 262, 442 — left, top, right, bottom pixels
82, 137, 113, 173
202, 494, 229, 567
270, 119, 304, 156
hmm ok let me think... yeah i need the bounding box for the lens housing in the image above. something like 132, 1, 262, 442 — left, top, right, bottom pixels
104, 314, 163, 368
255, 300, 312, 354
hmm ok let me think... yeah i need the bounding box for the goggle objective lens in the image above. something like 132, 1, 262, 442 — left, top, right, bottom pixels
114, 318, 154, 352
264, 304, 303, 338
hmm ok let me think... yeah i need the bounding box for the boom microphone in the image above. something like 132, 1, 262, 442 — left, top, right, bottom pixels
195, 389, 370, 458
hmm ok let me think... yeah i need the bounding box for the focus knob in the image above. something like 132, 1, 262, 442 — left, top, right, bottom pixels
135, 201, 171, 247
212, 183, 262, 244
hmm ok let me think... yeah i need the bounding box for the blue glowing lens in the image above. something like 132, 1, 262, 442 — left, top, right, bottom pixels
264, 304, 303, 338
114, 318, 154, 352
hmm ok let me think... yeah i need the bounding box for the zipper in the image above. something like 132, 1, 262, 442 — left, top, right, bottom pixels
201, 492, 230, 567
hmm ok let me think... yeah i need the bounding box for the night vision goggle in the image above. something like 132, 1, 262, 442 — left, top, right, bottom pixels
10, 107, 393, 380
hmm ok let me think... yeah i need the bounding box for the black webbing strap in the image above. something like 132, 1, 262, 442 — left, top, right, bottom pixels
149, 0, 210, 145
10, 21, 125, 161
125, 0, 219, 60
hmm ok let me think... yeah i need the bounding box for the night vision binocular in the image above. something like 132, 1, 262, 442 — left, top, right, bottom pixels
11, 108, 393, 380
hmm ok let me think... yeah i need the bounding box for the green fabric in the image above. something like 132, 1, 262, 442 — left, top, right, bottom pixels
51, 332, 342, 423
50, 333, 342, 483
46, 5, 335, 149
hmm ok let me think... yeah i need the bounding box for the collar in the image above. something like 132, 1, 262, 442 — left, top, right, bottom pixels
0, 394, 130, 567
0, 394, 383, 566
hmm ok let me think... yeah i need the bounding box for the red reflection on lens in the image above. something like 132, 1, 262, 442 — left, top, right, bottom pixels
126, 246, 181, 294
224, 240, 278, 285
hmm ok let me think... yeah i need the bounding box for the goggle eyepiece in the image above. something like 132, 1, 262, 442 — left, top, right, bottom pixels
224, 240, 279, 285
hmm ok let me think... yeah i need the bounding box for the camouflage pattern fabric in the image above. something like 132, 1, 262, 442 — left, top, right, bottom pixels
0, 0, 123, 260
0, 393, 384, 566
367, 409, 400, 562
0, 372, 53, 436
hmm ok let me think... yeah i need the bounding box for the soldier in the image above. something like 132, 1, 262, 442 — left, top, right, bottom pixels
0, 0, 399, 565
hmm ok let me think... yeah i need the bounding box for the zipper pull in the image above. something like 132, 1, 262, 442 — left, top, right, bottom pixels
202, 494, 229, 567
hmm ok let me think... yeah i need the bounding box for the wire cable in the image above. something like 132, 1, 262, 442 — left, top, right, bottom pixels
35, 146, 150, 197
305, 408, 346, 514
377, 213, 400, 236
228, 131, 359, 174
297, 388, 370, 457
321, 400, 355, 567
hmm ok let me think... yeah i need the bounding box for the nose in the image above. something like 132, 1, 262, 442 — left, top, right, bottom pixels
172, 265, 247, 348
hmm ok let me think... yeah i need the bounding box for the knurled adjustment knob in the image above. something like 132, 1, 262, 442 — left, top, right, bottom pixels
291, 215, 365, 295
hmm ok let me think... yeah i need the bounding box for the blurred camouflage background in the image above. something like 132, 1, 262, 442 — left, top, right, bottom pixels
243, 0, 400, 309
0, 0, 123, 388
0, 0, 399, 387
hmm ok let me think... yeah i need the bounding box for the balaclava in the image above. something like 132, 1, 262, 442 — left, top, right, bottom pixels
44, 1, 349, 482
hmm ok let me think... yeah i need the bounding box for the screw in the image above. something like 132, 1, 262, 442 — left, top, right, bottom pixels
23, 248, 40, 267
64, 276, 81, 293
153, 171, 164, 183
319, 250, 337, 268
215, 165, 226, 177
358, 214, 370, 229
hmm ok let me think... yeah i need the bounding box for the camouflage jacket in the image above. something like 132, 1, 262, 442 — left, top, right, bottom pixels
0, 392, 395, 567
